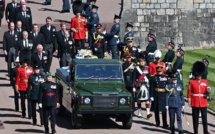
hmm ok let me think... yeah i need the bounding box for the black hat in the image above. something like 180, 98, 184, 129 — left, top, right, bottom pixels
177, 48, 184, 55
171, 74, 178, 80
192, 61, 206, 77
168, 38, 175, 49
126, 23, 133, 28
20, 48, 31, 65
148, 33, 156, 39
90, 0, 97, 2
33, 65, 40, 69
202, 59, 209, 66
72, 0, 84, 15
96, 24, 102, 29
126, 37, 133, 42
114, 14, 121, 19
139, 53, 145, 61
92, 5, 99, 9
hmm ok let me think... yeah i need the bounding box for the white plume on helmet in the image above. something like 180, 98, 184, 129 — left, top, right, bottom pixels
15, 57, 20, 62
154, 50, 162, 58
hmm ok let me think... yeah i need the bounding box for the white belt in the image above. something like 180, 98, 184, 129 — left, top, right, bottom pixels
166, 62, 172, 64
177, 69, 181, 72
94, 24, 97, 26
191, 94, 206, 97
148, 53, 154, 55
114, 35, 119, 38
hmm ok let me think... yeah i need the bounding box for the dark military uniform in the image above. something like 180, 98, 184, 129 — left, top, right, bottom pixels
121, 46, 139, 63
143, 40, 157, 65
172, 56, 183, 88
27, 74, 45, 125
162, 50, 175, 71
39, 81, 59, 133
166, 83, 184, 134
92, 32, 106, 58
10, 66, 20, 111
202, 68, 208, 80
150, 74, 170, 127
122, 61, 135, 93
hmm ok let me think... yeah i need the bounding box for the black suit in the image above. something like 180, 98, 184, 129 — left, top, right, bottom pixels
15, 11, 32, 32
29, 32, 46, 53
3, 30, 19, 74
5, 2, 20, 23
56, 30, 73, 46
15, 28, 23, 41
31, 52, 49, 74
17, 39, 33, 52
40, 25, 57, 71
15, 6, 32, 16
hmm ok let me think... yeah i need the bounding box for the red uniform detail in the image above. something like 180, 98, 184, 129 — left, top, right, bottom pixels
146, 103, 150, 108
188, 79, 210, 108
149, 62, 166, 75
70, 16, 88, 39
15, 66, 33, 91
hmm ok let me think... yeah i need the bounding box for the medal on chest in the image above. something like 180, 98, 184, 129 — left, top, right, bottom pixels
51, 85, 56, 89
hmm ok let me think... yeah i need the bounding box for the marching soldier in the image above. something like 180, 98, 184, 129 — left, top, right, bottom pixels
27, 65, 45, 125
188, 61, 211, 134
92, 24, 107, 58
143, 31, 157, 65
120, 37, 139, 63
10, 57, 21, 112
71, 0, 88, 51
162, 38, 175, 72
150, 65, 170, 128
149, 50, 166, 75
171, 46, 184, 89
202, 55, 210, 80
124, 23, 133, 45
133, 56, 152, 118
105, 14, 121, 60
87, 4, 99, 47
166, 74, 185, 134
40, 17, 58, 72
39, 72, 60, 134
15, 48, 33, 118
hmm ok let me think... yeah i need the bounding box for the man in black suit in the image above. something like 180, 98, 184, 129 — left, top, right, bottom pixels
3, 22, 19, 75
15, 4, 32, 33
17, 31, 33, 53
5, 0, 20, 27
16, 0, 32, 16
32, 44, 48, 76
29, 24, 46, 53
15, 21, 23, 41
58, 30, 74, 67
40, 17, 57, 72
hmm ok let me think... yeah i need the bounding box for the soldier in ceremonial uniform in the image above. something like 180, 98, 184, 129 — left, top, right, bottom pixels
118, 23, 134, 46
71, 0, 88, 51
120, 37, 139, 63
133, 56, 152, 118
92, 24, 107, 58
10, 57, 21, 112
143, 32, 157, 65
87, 4, 99, 47
149, 50, 166, 75
15, 48, 33, 118
27, 65, 45, 125
39, 72, 59, 134
171, 47, 184, 89
162, 38, 175, 72
82, 0, 96, 21
202, 55, 209, 80
188, 61, 211, 134
150, 65, 170, 128
105, 14, 121, 60
166, 74, 185, 134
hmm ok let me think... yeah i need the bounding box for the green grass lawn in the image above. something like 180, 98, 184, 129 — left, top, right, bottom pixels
161, 48, 215, 111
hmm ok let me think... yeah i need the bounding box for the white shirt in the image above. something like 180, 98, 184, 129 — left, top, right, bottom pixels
23, 39, 28, 47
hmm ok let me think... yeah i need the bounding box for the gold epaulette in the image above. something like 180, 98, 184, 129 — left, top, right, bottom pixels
12, 66, 16, 69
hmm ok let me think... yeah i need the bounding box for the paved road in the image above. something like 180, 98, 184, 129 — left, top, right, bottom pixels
0, 0, 215, 134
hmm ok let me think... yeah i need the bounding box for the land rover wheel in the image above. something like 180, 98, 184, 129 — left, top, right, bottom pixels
122, 114, 132, 129
71, 104, 82, 129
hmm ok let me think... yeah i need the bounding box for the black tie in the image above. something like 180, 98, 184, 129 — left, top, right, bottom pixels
25, 40, 27, 47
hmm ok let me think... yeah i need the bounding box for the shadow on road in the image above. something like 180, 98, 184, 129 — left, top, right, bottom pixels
142, 127, 169, 133
15, 129, 44, 133
54, 19, 71, 24
133, 119, 154, 126
0, 114, 21, 118
4, 121, 31, 125
0, 84, 11, 87
27, 0, 43, 5
0, 108, 15, 111
38, 8, 61, 13
0, 70, 7, 73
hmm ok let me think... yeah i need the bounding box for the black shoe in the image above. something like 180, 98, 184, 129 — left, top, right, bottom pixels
43, 2, 51, 5
33, 119, 37, 125
28, 115, 32, 119
60, 10, 70, 13
21, 115, 26, 118
15, 109, 19, 112
147, 113, 152, 119
41, 121, 44, 126
163, 124, 169, 129
155, 124, 159, 127
52, 130, 56, 134
178, 131, 183, 134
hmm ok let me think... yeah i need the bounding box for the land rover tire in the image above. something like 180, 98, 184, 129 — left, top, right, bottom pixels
122, 114, 132, 129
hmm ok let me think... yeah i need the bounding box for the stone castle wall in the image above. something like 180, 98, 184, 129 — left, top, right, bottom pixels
120, 0, 215, 50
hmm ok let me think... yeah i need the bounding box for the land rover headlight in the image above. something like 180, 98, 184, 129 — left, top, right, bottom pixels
84, 97, 91, 104
120, 98, 126, 105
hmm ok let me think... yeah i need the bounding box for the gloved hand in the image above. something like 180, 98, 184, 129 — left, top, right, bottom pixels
150, 97, 154, 101
132, 88, 136, 93
104, 52, 107, 57
165, 106, 169, 110
207, 87, 211, 93
73, 29, 78, 33
57, 103, 60, 108
182, 106, 185, 110
188, 98, 191, 105
16, 90, 19, 94
144, 76, 149, 83
38, 103, 42, 108
189, 73, 193, 79
102, 30, 106, 35
94, 48, 98, 51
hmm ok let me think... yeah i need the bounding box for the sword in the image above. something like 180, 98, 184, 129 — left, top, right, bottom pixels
182, 108, 190, 126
